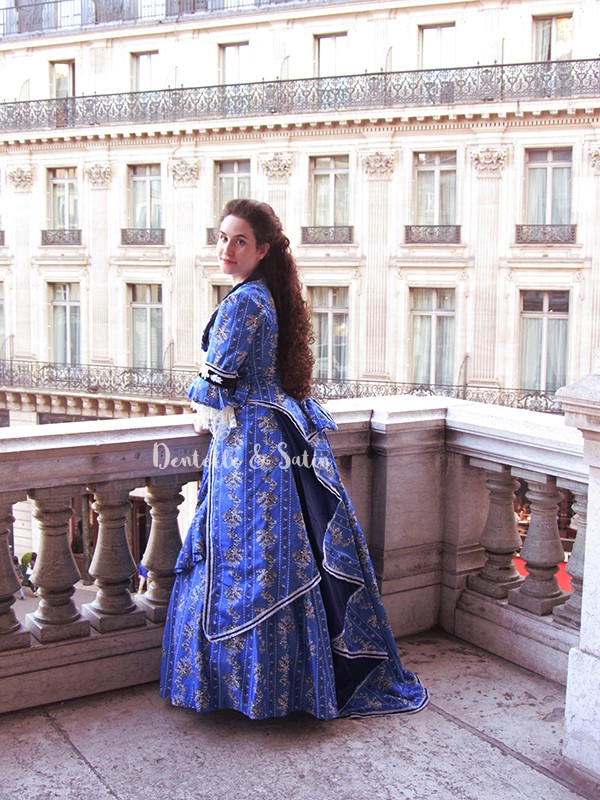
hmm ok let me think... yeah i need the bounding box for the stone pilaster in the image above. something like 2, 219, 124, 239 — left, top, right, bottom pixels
362, 151, 395, 377
85, 162, 112, 363
467, 147, 507, 384
556, 374, 600, 779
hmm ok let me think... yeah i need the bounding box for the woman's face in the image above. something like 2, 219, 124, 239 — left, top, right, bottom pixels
217, 214, 269, 286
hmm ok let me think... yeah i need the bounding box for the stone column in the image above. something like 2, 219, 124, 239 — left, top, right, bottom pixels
26, 486, 90, 643
0, 492, 30, 651
507, 472, 568, 615
362, 151, 395, 377
467, 147, 507, 384
553, 480, 587, 629
467, 461, 524, 598
556, 373, 600, 779
136, 473, 196, 622
82, 480, 147, 632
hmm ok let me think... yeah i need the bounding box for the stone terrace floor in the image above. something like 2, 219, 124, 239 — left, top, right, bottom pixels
2, 588, 600, 800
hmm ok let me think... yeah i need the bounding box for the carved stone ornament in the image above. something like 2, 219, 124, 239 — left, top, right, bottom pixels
261, 152, 293, 182
471, 147, 508, 177
362, 151, 395, 179
7, 167, 34, 191
589, 146, 600, 176
85, 163, 112, 189
170, 159, 199, 187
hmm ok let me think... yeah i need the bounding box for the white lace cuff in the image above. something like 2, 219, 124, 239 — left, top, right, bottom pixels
190, 401, 237, 440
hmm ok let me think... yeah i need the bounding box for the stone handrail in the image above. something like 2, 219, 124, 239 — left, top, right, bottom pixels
0, 397, 588, 714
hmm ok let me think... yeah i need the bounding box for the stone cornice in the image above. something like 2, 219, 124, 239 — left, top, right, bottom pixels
1, 106, 599, 150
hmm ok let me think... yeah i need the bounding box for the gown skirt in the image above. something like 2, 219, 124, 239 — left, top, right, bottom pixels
159, 402, 429, 720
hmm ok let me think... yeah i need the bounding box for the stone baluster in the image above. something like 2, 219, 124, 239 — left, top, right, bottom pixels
136, 473, 196, 622
81, 480, 146, 632
0, 492, 30, 651
553, 481, 587, 629
467, 461, 524, 598
508, 472, 568, 614
26, 487, 90, 643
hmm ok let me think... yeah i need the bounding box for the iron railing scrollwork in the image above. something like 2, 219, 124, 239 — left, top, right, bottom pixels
515, 224, 577, 245
301, 226, 354, 245
206, 227, 218, 245
0, 59, 597, 133
405, 225, 461, 244
120, 228, 166, 245
41, 229, 82, 246
0, 358, 564, 413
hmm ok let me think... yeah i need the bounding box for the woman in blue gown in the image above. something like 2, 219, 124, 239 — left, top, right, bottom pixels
160, 199, 429, 719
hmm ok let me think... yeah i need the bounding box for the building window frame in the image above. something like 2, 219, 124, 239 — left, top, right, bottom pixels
215, 160, 251, 215
132, 50, 159, 92
50, 282, 80, 366
525, 148, 572, 226
129, 164, 162, 230
519, 289, 569, 392
308, 285, 349, 381
409, 287, 456, 385
315, 32, 348, 77
414, 151, 457, 226
310, 155, 350, 227
50, 60, 75, 98
129, 283, 163, 370
48, 167, 78, 229
533, 14, 573, 61
419, 23, 456, 69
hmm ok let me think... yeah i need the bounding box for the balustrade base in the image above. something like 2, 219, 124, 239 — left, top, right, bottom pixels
507, 587, 569, 616
552, 602, 581, 630
467, 572, 524, 599
0, 626, 31, 652
454, 589, 577, 685
135, 594, 168, 623
25, 613, 90, 643
81, 602, 147, 633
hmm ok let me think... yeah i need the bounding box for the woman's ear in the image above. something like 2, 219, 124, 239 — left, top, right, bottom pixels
258, 243, 270, 261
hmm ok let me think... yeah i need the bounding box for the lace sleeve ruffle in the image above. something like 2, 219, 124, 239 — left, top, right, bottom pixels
190, 400, 237, 440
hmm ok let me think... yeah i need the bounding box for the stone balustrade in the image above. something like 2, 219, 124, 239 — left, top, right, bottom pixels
0, 394, 594, 780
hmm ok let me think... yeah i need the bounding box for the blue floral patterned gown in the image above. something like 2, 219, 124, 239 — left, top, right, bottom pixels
160, 278, 429, 719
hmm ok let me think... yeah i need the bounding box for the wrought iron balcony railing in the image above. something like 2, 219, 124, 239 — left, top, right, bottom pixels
301, 226, 354, 245
41, 229, 82, 246
0, 0, 325, 37
405, 225, 461, 244
0, 358, 563, 413
0, 59, 598, 134
515, 224, 577, 245
121, 228, 166, 245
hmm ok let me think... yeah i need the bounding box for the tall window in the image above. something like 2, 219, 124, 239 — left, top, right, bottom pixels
311, 156, 349, 226
534, 15, 573, 61
410, 288, 455, 385
520, 290, 569, 392
316, 33, 348, 76
526, 149, 571, 225
49, 168, 78, 229
220, 42, 249, 84
133, 51, 159, 91
130, 284, 163, 369
420, 24, 456, 69
51, 61, 75, 97
308, 286, 349, 381
216, 160, 251, 212
130, 165, 162, 229
415, 152, 456, 225
51, 283, 80, 365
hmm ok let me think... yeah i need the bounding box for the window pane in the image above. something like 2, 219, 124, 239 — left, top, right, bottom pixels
312, 312, 329, 379
548, 291, 569, 313
437, 288, 455, 310
439, 170, 456, 225
331, 286, 349, 307
332, 312, 348, 380
551, 167, 571, 224
520, 317, 543, 389
411, 315, 432, 383
333, 172, 349, 225
546, 318, 568, 391
132, 307, 148, 368
309, 287, 329, 308
416, 171, 435, 225
522, 291, 544, 312
411, 288, 433, 310
526, 168, 547, 225
436, 316, 455, 384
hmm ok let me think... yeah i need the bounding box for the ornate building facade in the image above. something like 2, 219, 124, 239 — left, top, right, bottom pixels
0, 0, 598, 427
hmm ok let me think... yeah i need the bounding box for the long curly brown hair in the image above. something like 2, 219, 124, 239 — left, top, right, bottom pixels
220, 199, 314, 400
